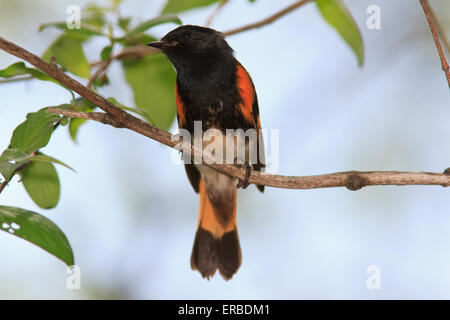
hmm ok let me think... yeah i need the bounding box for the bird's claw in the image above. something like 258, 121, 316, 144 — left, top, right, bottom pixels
237, 164, 251, 189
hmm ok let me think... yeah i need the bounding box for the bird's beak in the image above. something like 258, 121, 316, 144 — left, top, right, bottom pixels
146, 41, 164, 50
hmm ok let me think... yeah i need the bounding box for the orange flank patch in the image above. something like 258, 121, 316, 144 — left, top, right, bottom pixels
236, 64, 255, 126
175, 84, 186, 127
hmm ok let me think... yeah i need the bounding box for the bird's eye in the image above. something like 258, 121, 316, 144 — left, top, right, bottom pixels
183, 32, 192, 40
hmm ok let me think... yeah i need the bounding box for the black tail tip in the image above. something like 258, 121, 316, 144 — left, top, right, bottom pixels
191, 227, 242, 280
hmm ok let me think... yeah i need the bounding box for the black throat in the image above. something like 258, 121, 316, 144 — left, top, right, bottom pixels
176, 53, 236, 93
175, 55, 244, 133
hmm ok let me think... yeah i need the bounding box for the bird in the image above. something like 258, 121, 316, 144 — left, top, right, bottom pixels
147, 25, 265, 280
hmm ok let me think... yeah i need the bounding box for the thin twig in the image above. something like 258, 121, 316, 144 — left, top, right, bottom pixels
205, 0, 229, 27
223, 0, 311, 36
89, 0, 311, 68
1, 36, 450, 190
429, 4, 450, 54
87, 56, 113, 88
420, 0, 450, 88
0, 75, 33, 84
89, 45, 158, 67
47, 108, 123, 128
0, 180, 8, 194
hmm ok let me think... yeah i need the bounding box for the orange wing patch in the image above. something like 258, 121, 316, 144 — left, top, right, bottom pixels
175, 84, 186, 128
236, 64, 255, 126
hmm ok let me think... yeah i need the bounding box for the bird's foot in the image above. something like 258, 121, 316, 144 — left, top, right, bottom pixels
236, 163, 251, 189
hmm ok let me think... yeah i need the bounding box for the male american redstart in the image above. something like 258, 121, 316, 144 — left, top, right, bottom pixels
147, 25, 265, 280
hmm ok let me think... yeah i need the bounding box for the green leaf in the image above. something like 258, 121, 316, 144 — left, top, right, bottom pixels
73, 97, 97, 110
0, 161, 21, 182
21, 161, 60, 209
59, 116, 69, 126
42, 34, 91, 78
0, 162, 19, 182
122, 53, 177, 130
39, 6, 106, 39
0, 149, 28, 181
84, 4, 111, 15
10, 109, 61, 154
162, 0, 219, 13
92, 74, 110, 88
81, 9, 107, 28
68, 98, 96, 142
107, 97, 154, 124
0, 62, 73, 94
118, 17, 132, 32
127, 14, 182, 36
119, 33, 156, 47
30, 154, 75, 173
0, 62, 53, 82
100, 45, 113, 61
316, 0, 364, 66
38, 22, 106, 40
0, 149, 73, 182
0, 148, 30, 163
39, 22, 69, 33
69, 118, 87, 142
0, 62, 46, 79
112, 0, 124, 6
0, 206, 74, 266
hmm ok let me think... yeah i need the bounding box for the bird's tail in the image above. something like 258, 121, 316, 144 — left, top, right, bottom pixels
190, 179, 241, 280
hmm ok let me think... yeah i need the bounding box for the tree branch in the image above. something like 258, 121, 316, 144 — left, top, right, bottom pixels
1, 36, 449, 190
47, 108, 450, 190
428, 3, 450, 54
420, 0, 450, 88
205, 0, 229, 27
223, 0, 311, 36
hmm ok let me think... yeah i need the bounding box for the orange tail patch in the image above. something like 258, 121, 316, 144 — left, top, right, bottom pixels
191, 179, 241, 280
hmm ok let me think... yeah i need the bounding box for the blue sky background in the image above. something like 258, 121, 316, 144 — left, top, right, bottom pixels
0, 0, 449, 299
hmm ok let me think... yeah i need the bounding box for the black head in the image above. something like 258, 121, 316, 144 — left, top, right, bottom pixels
147, 25, 234, 73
